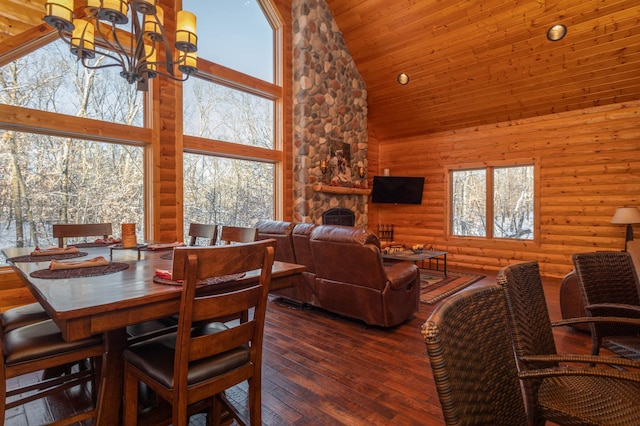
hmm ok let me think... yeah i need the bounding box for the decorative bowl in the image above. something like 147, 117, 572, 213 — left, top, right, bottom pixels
412, 248, 424, 254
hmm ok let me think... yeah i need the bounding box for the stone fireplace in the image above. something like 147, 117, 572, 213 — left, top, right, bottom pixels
292, 0, 369, 228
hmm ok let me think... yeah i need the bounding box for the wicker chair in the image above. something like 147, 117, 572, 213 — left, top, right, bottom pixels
497, 261, 640, 425
421, 285, 529, 425
572, 251, 640, 360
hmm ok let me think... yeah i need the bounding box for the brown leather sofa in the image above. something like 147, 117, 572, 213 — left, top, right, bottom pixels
255, 221, 420, 327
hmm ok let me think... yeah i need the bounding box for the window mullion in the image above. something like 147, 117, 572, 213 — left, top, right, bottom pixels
487, 166, 494, 240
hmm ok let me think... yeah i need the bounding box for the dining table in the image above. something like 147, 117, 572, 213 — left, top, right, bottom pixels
2, 244, 305, 425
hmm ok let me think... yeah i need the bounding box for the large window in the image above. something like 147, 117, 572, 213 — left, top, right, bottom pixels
451, 165, 534, 240
1, 39, 143, 125
183, 154, 274, 237
0, 131, 144, 250
184, 0, 274, 83
0, 40, 146, 256
183, 80, 274, 148
182, 0, 280, 232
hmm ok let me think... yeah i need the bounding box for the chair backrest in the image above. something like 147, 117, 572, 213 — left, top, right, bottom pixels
219, 226, 258, 245
422, 285, 528, 425
52, 223, 112, 247
170, 240, 275, 402
496, 261, 558, 360
628, 240, 640, 276
496, 261, 559, 422
187, 223, 217, 246
572, 252, 640, 349
573, 251, 640, 307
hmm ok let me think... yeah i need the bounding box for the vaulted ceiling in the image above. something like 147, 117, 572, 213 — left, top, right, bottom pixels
325, 0, 640, 140
2, 1, 639, 142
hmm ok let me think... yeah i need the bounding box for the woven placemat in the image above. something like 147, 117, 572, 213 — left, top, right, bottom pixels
30, 262, 129, 279
7, 252, 89, 263
153, 272, 246, 287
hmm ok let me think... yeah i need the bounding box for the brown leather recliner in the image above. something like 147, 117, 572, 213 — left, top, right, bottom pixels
309, 225, 420, 327
254, 220, 296, 263
255, 220, 300, 302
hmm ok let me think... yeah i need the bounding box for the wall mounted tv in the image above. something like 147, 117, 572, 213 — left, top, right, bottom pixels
371, 176, 425, 205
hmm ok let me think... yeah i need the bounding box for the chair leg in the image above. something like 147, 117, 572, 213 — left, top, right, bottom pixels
123, 364, 140, 426
172, 393, 190, 426
89, 355, 102, 406
248, 377, 261, 426
0, 372, 6, 426
208, 395, 222, 426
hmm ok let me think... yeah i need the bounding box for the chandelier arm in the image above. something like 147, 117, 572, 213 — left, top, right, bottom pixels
130, 11, 146, 73
80, 56, 127, 71
81, 44, 127, 69
148, 68, 190, 82
54, 27, 121, 67
91, 18, 130, 72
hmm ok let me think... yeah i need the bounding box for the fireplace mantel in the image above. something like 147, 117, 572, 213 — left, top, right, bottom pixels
313, 183, 371, 196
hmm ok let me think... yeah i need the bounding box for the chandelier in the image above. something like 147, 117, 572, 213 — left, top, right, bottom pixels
43, 0, 198, 91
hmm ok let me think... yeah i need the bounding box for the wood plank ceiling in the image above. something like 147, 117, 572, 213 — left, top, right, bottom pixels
325, 0, 640, 140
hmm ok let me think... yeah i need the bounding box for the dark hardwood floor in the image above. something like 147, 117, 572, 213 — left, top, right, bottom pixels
5, 268, 593, 425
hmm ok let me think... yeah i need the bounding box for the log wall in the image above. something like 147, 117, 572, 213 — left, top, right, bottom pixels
371, 101, 640, 278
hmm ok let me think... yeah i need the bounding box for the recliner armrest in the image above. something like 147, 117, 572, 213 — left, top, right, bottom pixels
385, 262, 419, 290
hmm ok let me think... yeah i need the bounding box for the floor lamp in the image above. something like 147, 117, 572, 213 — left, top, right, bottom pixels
610, 207, 640, 251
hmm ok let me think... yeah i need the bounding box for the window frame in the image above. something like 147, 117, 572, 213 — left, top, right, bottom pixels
446, 159, 540, 244
181, 0, 284, 220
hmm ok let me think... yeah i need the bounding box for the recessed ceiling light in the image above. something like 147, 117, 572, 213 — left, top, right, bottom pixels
547, 24, 567, 41
397, 73, 410, 85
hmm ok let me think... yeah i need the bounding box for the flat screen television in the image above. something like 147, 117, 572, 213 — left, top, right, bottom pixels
371, 176, 425, 205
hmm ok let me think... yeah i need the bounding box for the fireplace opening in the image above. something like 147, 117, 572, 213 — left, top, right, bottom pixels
322, 208, 355, 226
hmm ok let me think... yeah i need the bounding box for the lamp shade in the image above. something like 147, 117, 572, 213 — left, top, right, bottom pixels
610, 207, 640, 224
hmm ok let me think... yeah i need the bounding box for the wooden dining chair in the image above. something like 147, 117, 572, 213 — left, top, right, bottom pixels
122, 239, 275, 426
1, 225, 117, 339
219, 226, 258, 245
53, 223, 113, 248
0, 302, 49, 333
187, 223, 218, 246
1, 319, 105, 425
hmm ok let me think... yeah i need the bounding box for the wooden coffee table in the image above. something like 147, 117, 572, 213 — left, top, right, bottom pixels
383, 250, 448, 276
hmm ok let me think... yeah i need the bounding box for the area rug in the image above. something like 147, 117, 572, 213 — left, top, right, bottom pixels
420, 270, 484, 305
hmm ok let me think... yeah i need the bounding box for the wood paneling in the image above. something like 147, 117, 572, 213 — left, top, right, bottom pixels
374, 101, 640, 279
326, 0, 640, 139
0, 269, 36, 312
